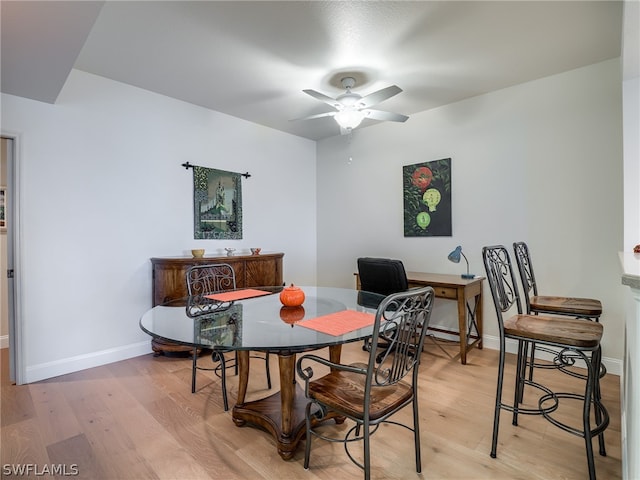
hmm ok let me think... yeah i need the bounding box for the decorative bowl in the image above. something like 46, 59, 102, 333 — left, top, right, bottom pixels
191, 249, 205, 258
225, 248, 236, 257
279, 284, 305, 307
250, 248, 262, 255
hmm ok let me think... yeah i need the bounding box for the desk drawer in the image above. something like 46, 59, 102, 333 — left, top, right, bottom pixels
433, 287, 457, 299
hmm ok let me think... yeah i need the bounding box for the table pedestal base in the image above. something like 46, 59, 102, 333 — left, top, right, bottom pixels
232, 346, 344, 460
151, 338, 193, 357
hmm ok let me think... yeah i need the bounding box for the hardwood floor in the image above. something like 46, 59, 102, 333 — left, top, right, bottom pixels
1, 340, 622, 479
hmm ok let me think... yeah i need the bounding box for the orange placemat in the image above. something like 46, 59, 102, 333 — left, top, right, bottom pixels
205, 289, 271, 302
297, 310, 376, 336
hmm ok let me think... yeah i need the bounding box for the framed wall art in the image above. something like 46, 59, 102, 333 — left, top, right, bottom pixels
403, 158, 452, 237
193, 166, 243, 239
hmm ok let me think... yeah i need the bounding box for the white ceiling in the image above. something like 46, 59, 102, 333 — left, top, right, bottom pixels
1, 1, 624, 141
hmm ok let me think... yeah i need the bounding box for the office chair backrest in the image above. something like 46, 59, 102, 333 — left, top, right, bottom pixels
357, 257, 409, 296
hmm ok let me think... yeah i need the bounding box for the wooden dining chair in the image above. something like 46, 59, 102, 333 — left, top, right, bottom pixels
482, 245, 608, 480
186, 263, 271, 411
296, 286, 435, 480
512, 241, 605, 381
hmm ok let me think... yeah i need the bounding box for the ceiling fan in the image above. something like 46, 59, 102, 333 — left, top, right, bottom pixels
297, 77, 409, 135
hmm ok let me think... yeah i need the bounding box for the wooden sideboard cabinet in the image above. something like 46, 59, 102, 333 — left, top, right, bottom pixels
151, 252, 284, 305
149, 252, 284, 354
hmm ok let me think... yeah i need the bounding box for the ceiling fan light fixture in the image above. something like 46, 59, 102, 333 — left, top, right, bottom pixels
334, 109, 365, 129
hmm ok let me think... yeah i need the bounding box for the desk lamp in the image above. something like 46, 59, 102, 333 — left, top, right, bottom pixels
448, 246, 475, 279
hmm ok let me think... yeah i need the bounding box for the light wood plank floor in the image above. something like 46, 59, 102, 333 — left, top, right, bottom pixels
1, 340, 621, 479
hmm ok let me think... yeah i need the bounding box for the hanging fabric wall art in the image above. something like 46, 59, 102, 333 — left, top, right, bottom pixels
193, 166, 243, 239
403, 158, 452, 237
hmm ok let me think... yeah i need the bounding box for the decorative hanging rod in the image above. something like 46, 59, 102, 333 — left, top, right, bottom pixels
181, 162, 251, 178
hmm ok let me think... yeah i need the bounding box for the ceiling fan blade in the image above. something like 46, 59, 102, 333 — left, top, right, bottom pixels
358, 85, 402, 108
364, 109, 409, 123
303, 89, 341, 109
290, 111, 337, 122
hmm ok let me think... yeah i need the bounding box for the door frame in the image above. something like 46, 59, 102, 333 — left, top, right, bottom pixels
2, 132, 23, 384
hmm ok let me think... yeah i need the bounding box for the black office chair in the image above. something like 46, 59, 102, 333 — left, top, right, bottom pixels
357, 257, 409, 357
357, 257, 409, 296
186, 263, 271, 411
296, 286, 435, 480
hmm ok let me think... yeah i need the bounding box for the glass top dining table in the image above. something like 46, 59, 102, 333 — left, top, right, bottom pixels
139, 285, 386, 460
139, 286, 385, 353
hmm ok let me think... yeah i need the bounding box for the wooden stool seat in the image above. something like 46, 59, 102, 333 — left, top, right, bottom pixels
506, 314, 603, 348
529, 296, 603, 318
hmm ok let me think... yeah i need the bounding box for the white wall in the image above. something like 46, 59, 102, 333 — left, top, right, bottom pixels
316, 59, 625, 369
0, 69, 317, 383
0, 60, 626, 381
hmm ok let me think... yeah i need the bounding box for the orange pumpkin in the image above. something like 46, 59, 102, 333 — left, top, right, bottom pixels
280, 306, 305, 326
279, 284, 305, 307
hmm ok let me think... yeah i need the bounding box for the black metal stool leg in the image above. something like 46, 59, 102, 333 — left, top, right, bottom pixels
592, 346, 607, 457
491, 345, 506, 458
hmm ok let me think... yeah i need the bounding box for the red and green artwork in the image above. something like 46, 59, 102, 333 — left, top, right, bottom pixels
403, 158, 451, 237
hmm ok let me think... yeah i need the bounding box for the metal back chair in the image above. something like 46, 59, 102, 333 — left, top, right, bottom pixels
513, 241, 602, 320
296, 286, 435, 480
185, 263, 270, 410
482, 245, 608, 480
512, 241, 605, 379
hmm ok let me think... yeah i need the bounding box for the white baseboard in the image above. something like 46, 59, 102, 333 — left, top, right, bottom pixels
23, 341, 153, 384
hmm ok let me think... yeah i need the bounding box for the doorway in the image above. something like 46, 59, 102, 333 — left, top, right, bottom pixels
1, 135, 18, 384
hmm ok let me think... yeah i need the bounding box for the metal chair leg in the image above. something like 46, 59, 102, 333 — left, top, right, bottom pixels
413, 395, 422, 473
363, 419, 371, 480
213, 351, 229, 411
191, 346, 198, 393
303, 402, 312, 469
265, 352, 272, 389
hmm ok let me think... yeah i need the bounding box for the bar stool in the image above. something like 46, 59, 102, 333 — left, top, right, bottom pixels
513, 241, 605, 380
482, 245, 608, 480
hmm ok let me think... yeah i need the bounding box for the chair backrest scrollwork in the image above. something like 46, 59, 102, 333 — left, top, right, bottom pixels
369, 286, 435, 386
185, 263, 237, 317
